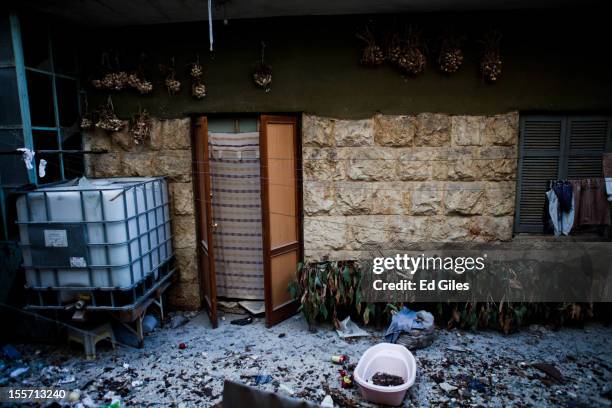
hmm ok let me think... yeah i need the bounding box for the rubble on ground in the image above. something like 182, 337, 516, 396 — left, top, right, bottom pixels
0, 309, 611, 407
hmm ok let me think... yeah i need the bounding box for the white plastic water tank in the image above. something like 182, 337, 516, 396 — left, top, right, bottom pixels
16, 177, 172, 290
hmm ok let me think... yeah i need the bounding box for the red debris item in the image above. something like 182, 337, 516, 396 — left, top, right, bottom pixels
178, 342, 187, 350
340, 375, 354, 389
331, 355, 348, 364
338, 369, 347, 377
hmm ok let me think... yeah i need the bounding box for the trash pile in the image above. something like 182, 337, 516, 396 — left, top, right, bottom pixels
0, 344, 104, 407
1, 344, 29, 385
384, 307, 435, 350
1, 308, 611, 407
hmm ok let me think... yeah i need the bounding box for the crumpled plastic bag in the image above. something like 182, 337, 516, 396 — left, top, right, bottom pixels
336, 316, 369, 338
384, 307, 434, 343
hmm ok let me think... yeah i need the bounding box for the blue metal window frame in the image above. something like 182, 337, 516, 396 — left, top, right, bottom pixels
9, 13, 36, 184
9, 12, 81, 185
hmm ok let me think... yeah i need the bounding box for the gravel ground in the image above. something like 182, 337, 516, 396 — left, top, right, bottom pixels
2, 310, 611, 407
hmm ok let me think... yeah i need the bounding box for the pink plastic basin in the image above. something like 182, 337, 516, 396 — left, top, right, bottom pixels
353, 343, 417, 406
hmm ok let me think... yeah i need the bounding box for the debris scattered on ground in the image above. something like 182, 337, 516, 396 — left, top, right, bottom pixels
370, 372, 405, 387
278, 333, 286, 338
238, 300, 265, 316
336, 317, 369, 339
230, 316, 253, 326
532, 362, 565, 383
178, 342, 187, 350
279, 383, 294, 395
338, 369, 354, 389
320, 394, 334, 407
58, 375, 76, 384
217, 301, 244, 315
217, 301, 239, 309
468, 378, 487, 393
447, 345, 469, 352
440, 381, 458, 393
323, 384, 359, 408
10, 367, 29, 378
2, 312, 610, 407
68, 390, 81, 402
254, 374, 272, 385
331, 355, 348, 364
386, 307, 436, 350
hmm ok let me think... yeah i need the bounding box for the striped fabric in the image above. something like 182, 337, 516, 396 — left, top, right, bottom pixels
209, 132, 264, 300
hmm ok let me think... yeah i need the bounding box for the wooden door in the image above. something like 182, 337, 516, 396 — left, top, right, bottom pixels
260, 115, 301, 327
194, 117, 218, 328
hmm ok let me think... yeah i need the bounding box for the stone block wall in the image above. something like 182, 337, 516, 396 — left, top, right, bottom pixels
81, 111, 519, 305
302, 112, 519, 261
82, 118, 201, 310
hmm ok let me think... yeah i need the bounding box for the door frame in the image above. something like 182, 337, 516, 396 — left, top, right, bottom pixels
193, 117, 218, 328
192, 113, 303, 328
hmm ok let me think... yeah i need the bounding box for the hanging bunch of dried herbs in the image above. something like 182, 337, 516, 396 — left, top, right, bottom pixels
160, 57, 182, 95
398, 26, 427, 76
480, 30, 503, 82
189, 56, 204, 80
80, 115, 94, 130
79, 95, 94, 130
253, 42, 272, 92
189, 55, 207, 99
127, 53, 154, 94
91, 52, 129, 91
397, 26, 427, 76
102, 71, 129, 91
356, 27, 384, 66
192, 81, 207, 99
130, 108, 152, 144
385, 32, 403, 65
127, 73, 153, 94
165, 74, 181, 94
438, 32, 464, 74
95, 96, 124, 132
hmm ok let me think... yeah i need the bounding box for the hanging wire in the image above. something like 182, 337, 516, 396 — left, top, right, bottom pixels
208, 0, 214, 51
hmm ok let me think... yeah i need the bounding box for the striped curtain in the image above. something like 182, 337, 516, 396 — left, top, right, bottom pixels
209, 132, 264, 299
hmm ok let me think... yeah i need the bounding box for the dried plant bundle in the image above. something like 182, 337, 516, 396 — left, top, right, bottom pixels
357, 27, 384, 67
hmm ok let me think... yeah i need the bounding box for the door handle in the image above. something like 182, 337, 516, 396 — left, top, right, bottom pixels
213, 223, 218, 229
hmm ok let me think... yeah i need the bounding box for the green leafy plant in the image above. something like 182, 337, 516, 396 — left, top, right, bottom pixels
440, 301, 594, 334
289, 260, 370, 329
289, 262, 601, 333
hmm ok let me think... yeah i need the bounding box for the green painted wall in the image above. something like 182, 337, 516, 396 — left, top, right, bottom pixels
80, 9, 612, 120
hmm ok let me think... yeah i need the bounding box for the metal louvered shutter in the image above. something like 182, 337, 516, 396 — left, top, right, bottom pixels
567, 117, 610, 179
515, 116, 564, 233
515, 115, 612, 234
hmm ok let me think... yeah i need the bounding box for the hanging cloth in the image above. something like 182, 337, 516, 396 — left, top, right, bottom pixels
552, 182, 573, 213
546, 188, 574, 236
569, 178, 611, 227
209, 132, 264, 300
603, 153, 612, 201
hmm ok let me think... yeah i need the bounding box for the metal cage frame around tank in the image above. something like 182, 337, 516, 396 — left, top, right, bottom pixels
15, 177, 175, 309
